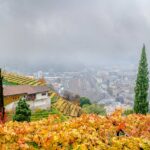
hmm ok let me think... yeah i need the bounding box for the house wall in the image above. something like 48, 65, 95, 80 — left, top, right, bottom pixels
4, 94, 26, 106
4, 91, 51, 111
28, 97, 51, 110
5, 97, 51, 111
35, 92, 48, 100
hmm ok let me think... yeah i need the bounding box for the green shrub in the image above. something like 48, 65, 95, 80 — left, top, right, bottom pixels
83, 104, 106, 115
124, 109, 134, 116
51, 96, 58, 104
13, 98, 31, 122
80, 97, 91, 107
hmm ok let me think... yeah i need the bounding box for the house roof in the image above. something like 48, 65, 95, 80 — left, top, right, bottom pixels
31, 86, 50, 94
4, 85, 49, 96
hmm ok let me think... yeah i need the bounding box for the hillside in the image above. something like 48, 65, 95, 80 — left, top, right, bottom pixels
2, 72, 46, 86
49, 91, 83, 117
2, 71, 83, 118
53, 98, 82, 117
0, 109, 150, 149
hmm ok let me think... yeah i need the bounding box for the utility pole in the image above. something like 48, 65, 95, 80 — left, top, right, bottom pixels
0, 68, 5, 121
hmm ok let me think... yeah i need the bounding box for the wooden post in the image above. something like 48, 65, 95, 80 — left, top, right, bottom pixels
0, 68, 5, 121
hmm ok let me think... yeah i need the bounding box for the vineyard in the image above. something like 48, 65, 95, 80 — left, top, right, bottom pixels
53, 98, 83, 117
0, 109, 150, 150
2, 72, 46, 86
49, 91, 83, 117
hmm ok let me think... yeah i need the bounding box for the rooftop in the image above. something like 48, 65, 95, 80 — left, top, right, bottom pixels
4, 85, 49, 96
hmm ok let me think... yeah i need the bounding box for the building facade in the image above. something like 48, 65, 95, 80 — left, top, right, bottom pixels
4, 85, 51, 111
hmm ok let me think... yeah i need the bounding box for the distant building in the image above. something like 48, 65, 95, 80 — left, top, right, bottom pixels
34, 71, 43, 79
4, 85, 51, 111
98, 98, 115, 105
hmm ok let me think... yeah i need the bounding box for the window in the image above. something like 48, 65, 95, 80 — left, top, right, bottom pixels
42, 92, 46, 96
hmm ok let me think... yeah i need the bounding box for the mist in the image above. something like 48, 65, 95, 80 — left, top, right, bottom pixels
0, 0, 150, 72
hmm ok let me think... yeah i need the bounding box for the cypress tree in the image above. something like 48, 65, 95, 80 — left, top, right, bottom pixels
134, 44, 149, 114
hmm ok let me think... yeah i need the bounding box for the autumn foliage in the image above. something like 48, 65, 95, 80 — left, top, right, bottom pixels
0, 109, 150, 149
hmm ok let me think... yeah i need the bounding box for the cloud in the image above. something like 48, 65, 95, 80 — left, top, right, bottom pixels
0, 0, 150, 71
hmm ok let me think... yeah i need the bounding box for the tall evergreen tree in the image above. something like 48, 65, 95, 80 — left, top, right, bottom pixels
134, 45, 149, 114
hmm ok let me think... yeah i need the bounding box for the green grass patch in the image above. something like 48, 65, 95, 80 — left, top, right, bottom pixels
31, 107, 68, 121
3, 79, 18, 85
51, 95, 59, 104
6, 107, 69, 122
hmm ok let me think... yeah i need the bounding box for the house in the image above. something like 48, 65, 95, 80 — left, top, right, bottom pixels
3, 85, 51, 111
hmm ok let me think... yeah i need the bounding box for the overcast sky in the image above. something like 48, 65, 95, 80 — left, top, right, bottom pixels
0, 0, 150, 71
